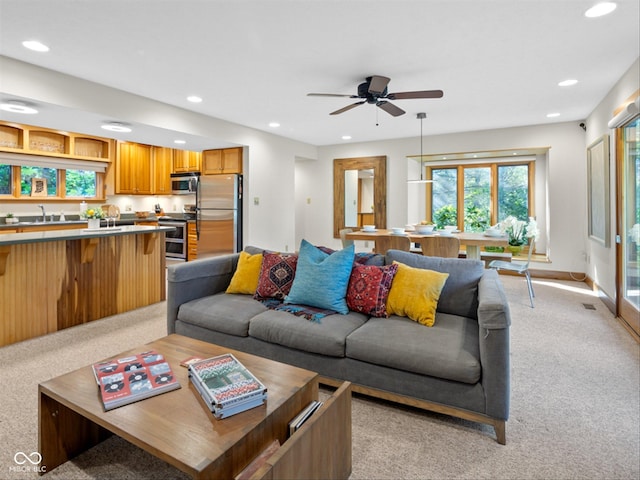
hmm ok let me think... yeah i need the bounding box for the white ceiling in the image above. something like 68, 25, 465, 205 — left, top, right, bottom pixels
0, 0, 638, 149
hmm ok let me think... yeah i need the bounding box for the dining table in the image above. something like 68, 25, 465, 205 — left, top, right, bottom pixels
344, 228, 510, 260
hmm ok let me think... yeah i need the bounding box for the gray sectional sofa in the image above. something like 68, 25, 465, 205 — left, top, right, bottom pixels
166, 247, 512, 444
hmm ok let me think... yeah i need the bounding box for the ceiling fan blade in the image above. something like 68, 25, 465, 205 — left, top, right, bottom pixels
307, 93, 354, 98
330, 101, 366, 115
376, 101, 405, 117
368, 75, 391, 95
387, 90, 444, 100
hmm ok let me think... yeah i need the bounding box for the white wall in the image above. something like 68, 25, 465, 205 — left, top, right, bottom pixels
301, 122, 587, 274
585, 58, 640, 298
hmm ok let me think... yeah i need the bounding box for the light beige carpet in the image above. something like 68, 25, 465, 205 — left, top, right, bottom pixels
0, 275, 638, 479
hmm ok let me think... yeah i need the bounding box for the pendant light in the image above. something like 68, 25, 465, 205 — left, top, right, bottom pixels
407, 112, 433, 183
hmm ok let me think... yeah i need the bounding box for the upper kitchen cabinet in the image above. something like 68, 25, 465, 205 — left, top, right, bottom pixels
152, 146, 172, 195
202, 147, 243, 174
0, 121, 113, 162
173, 149, 201, 173
116, 142, 153, 194
115, 143, 173, 195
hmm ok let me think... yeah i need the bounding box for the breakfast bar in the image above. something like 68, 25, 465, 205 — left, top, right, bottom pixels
0, 226, 173, 347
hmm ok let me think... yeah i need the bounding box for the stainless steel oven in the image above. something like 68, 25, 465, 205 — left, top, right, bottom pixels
159, 219, 188, 260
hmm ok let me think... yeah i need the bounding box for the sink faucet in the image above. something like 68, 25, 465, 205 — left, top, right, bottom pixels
38, 204, 46, 222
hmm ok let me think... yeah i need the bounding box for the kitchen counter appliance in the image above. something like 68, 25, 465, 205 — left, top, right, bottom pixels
158, 218, 188, 260
171, 172, 198, 195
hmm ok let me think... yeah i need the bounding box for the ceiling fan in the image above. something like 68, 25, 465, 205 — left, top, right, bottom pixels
307, 75, 443, 117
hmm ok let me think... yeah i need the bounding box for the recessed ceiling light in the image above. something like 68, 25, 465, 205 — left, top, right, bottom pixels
546, 113, 561, 118
174, 140, 186, 144
187, 96, 202, 103
585, 2, 617, 18
101, 122, 132, 133
268, 122, 280, 128
558, 79, 578, 87
341, 135, 352, 140
0, 101, 38, 114
22, 40, 49, 52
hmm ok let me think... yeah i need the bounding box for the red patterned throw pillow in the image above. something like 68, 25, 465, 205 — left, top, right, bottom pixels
346, 263, 399, 317
254, 252, 298, 300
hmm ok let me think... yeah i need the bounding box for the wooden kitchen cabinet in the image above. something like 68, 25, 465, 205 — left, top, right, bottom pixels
173, 150, 201, 173
0, 121, 113, 162
152, 146, 172, 194
116, 142, 153, 194
187, 222, 198, 261
202, 147, 242, 174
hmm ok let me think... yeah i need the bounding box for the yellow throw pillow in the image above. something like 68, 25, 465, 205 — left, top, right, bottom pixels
226, 251, 263, 295
386, 261, 449, 327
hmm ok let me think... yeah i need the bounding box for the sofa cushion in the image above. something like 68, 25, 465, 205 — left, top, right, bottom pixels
346, 313, 481, 384
226, 251, 263, 295
177, 293, 267, 337
254, 251, 298, 300
385, 250, 484, 319
248, 309, 368, 357
386, 262, 449, 327
346, 263, 398, 318
285, 239, 355, 314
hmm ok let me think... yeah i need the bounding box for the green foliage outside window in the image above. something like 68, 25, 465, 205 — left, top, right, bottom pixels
433, 205, 457, 229
430, 162, 530, 229
0, 165, 10, 195
21, 166, 57, 196
498, 165, 528, 221
1, 164, 97, 197
66, 169, 96, 197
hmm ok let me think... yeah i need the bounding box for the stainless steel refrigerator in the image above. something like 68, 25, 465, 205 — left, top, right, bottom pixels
196, 174, 242, 256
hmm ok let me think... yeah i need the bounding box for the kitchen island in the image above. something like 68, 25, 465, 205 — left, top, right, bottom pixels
0, 226, 173, 347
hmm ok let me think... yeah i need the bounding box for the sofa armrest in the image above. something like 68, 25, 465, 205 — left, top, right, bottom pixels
166, 253, 240, 334
476, 269, 511, 421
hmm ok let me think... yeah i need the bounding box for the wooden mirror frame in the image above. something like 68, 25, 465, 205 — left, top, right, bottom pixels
333, 155, 386, 238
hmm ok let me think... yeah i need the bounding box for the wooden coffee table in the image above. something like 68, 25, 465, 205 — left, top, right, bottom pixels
38, 334, 350, 479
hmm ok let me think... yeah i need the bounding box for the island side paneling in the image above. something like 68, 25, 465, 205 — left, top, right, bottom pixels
0, 231, 166, 347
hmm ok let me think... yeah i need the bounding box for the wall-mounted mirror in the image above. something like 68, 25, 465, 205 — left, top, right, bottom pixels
334, 156, 386, 238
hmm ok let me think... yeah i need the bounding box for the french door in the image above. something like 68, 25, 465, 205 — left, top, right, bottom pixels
616, 114, 640, 339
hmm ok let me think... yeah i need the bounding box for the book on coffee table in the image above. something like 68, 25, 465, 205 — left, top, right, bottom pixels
188, 353, 267, 418
92, 350, 181, 411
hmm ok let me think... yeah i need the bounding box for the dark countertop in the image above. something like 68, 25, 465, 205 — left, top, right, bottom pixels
0, 225, 176, 246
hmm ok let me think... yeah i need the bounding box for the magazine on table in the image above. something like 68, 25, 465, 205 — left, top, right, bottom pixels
92, 350, 180, 411
188, 353, 267, 417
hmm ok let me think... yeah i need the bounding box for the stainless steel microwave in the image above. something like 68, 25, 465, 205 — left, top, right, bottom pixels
171, 172, 199, 195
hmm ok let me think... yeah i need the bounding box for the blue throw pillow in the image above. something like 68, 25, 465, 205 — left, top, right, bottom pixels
284, 239, 355, 314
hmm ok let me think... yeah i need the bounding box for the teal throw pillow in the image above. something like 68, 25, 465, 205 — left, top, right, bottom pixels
284, 239, 355, 314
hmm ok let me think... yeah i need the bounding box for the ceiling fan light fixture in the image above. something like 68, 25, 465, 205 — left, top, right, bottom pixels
0, 100, 38, 114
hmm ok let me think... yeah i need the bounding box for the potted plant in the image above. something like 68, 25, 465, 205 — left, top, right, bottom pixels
500, 216, 539, 254
81, 207, 104, 229
5, 213, 18, 224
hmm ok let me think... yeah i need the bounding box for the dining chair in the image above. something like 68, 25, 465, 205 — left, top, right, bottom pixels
489, 239, 535, 308
339, 228, 354, 248
374, 235, 411, 254
419, 236, 461, 258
